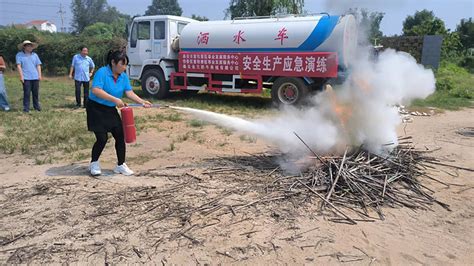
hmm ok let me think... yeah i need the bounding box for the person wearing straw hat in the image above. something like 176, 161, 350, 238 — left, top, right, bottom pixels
16, 40, 42, 113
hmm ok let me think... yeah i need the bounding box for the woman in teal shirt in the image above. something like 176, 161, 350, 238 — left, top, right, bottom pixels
87, 50, 151, 176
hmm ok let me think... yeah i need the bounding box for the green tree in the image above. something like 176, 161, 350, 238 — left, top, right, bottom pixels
71, 0, 130, 34
145, 0, 183, 16
71, 0, 107, 33
108, 11, 132, 38
402, 9, 447, 36
191, 14, 209, 21
225, 0, 304, 19
442, 31, 463, 59
81, 22, 114, 39
402, 10, 465, 61
351, 8, 384, 44
456, 18, 474, 49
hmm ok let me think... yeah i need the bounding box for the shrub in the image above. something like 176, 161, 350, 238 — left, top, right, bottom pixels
436, 63, 474, 99
0, 27, 126, 75
460, 55, 474, 73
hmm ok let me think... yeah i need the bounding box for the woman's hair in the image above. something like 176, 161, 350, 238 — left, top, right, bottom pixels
79, 46, 87, 51
107, 50, 128, 67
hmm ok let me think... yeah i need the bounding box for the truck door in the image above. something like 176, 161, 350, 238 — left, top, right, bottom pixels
152, 20, 167, 59
128, 20, 152, 78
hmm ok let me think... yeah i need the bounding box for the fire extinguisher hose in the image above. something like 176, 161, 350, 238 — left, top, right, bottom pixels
125, 103, 169, 108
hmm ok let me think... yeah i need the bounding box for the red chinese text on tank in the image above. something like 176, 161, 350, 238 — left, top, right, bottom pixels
274, 27, 288, 45
233, 30, 246, 45
197, 32, 210, 45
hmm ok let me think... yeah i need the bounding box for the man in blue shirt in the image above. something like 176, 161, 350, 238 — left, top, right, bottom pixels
16, 40, 42, 112
69, 46, 95, 107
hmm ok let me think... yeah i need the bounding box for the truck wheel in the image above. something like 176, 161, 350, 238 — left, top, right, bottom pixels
271, 77, 309, 106
141, 69, 169, 99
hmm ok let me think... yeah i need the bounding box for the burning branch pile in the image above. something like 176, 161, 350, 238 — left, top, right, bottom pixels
263, 135, 454, 224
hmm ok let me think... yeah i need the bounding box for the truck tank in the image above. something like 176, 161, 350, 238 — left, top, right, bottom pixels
179, 14, 358, 68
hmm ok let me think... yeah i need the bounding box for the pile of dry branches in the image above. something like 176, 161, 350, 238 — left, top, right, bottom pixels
262, 134, 457, 224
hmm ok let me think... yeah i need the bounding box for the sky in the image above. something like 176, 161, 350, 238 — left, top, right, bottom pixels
0, 0, 473, 35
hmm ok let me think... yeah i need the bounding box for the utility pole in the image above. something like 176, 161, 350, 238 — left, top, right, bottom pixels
57, 3, 66, 32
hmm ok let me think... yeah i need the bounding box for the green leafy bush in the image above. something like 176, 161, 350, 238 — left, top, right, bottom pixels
460, 55, 474, 73
436, 63, 474, 99
82, 22, 114, 40
413, 62, 473, 109
0, 27, 126, 75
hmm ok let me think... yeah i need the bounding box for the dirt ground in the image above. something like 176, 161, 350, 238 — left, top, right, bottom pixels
0, 106, 473, 265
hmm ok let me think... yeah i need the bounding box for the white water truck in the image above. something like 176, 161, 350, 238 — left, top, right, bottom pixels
127, 13, 357, 105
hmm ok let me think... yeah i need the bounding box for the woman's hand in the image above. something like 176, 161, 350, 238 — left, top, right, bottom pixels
142, 100, 152, 108
115, 98, 126, 108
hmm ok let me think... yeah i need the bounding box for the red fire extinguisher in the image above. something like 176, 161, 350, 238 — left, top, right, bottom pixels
121, 107, 136, 144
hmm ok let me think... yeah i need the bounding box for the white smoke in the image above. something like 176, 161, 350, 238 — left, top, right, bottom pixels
173, 48, 435, 162
329, 48, 435, 153
171, 0, 435, 171
323, 0, 407, 13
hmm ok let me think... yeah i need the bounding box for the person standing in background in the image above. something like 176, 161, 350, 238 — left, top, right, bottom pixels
16, 40, 42, 113
0, 53, 11, 111
69, 46, 95, 108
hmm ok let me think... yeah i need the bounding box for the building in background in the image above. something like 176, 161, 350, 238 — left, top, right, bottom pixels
25, 20, 57, 33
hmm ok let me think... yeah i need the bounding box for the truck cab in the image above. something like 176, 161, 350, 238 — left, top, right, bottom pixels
127, 15, 197, 98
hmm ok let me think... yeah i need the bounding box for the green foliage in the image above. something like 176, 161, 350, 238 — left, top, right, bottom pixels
402, 9, 447, 36
351, 8, 384, 45
362, 10, 384, 43
71, 0, 130, 35
401, 10, 465, 61
82, 18, 129, 39
225, 0, 304, 19
191, 14, 209, 21
0, 27, 126, 75
82, 22, 114, 40
441, 31, 463, 60
145, 0, 183, 16
411, 90, 472, 110
0, 27, 39, 67
456, 17, 474, 49
413, 63, 473, 109
436, 63, 473, 98
72, 0, 106, 32
460, 55, 474, 73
